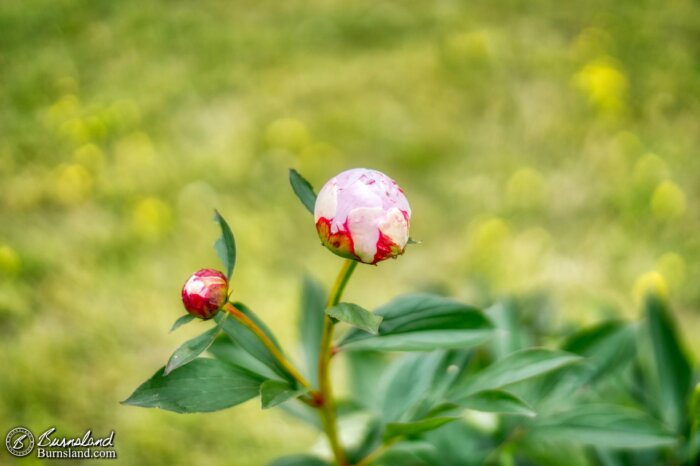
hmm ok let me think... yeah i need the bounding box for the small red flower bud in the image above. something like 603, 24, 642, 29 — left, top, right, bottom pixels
181, 269, 229, 319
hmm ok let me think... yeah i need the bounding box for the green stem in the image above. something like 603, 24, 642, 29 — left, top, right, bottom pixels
222, 302, 312, 390
319, 259, 357, 466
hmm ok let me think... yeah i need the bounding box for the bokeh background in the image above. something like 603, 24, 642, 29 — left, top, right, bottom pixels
1, 0, 699, 464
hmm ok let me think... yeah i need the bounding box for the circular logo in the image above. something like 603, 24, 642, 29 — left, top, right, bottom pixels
5, 427, 35, 457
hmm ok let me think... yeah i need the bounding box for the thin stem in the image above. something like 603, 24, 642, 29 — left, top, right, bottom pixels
327, 259, 358, 308
222, 302, 311, 389
318, 259, 357, 466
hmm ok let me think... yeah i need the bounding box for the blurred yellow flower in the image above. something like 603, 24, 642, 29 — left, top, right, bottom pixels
47, 94, 81, 125
651, 181, 686, 219
109, 99, 142, 127
445, 30, 491, 62
574, 58, 628, 113
466, 217, 511, 280
506, 168, 547, 209
633, 153, 669, 187
265, 118, 310, 152
0, 245, 20, 276
656, 252, 686, 290
633, 271, 668, 305
59, 118, 92, 144
54, 163, 93, 204
73, 144, 105, 171
132, 197, 172, 240
84, 114, 108, 141
116, 132, 155, 165
299, 141, 341, 162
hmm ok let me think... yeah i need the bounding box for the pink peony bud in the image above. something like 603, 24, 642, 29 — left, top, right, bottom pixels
314, 168, 411, 264
181, 269, 229, 319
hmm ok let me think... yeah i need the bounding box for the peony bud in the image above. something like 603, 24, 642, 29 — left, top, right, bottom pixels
181, 269, 229, 319
314, 168, 411, 264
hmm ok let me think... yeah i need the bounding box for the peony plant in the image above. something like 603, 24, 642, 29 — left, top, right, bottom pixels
124, 168, 699, 466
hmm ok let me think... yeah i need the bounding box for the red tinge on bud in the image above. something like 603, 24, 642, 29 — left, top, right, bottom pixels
181, 269, 229, 319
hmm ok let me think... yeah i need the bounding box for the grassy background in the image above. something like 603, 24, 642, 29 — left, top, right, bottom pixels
1, 0, 699, 464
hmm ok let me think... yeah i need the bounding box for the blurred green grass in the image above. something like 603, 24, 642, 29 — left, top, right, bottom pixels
1, 0, 699, 464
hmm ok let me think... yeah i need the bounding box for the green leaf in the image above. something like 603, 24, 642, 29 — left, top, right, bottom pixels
122, 359, 266, 413
207, 334, 278, 379
370, 442, 438, 466
645, 294, 693, 431
340, 294, 493, 352
213, 209, 237, 279
428, 351, 473, 400
346, 350, 389, 410
422, 421, 492, 465
327, 302, 383, 335
561, 320, 636, 385
378, 352, 444, 422
385, 417, 457, 440
289, 169, 316, 214
456, 389, 536, 417
346, 417, 383, 465
165, 325, 221, 375
260, 380, 308, 409
278, 401, 322, 430
268, 454, 329, 466
530, 404, 677, 449
298, 276, 326, 386
170, 314, 195, 333
486, 300, 531, 360
453, 348, 582, 396
216, 302, 294, 382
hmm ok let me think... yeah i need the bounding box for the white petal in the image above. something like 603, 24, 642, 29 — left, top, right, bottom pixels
379, 208, 409, 248
314, 184, 338, 222
347, 207, 383, 263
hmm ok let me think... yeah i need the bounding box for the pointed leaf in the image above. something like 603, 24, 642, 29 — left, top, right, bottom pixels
340, 294, 493, 352
278, 401, 323, 430
298, 276, 326, 386
486, 300, 531, 360
455, 389, 535, 417
645, 294, 693, 431
207, 334, 278, 379
346, 351, 389, 410
170, 314, 195, 333
453, 348, 582, 396
216, 302, 294, 382
371, 442, 438, 466
213, 209, 236, 279
289, 169, 316, 214
378, 352, 444, 422
122, 359, 266, 413
327, 302, 383, 335
165, 325, 221, 375
385, 417, 457, 440
530, 404, 677, 448
260, 380, 308, 409
561, 320, 636, 385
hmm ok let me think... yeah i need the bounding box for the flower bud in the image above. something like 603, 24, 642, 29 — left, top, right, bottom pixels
181, 269, 228, 319
314, 168, 411, 264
